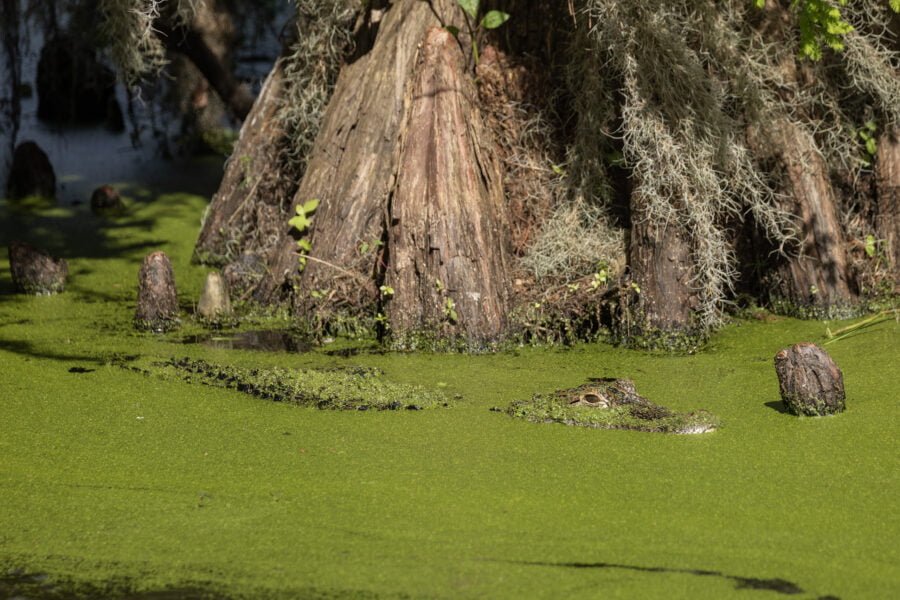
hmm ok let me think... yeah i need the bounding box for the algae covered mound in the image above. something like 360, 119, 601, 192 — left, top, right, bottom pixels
156, 357, 453, 410
506, 378, 719, 434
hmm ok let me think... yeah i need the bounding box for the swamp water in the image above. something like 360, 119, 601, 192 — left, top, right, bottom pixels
1, 192, 897, 599
0, 158, 898, 597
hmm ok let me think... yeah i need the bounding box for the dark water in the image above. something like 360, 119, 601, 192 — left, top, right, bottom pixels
1, 13, 285, 201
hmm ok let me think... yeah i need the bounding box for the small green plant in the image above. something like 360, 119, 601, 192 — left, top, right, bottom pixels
379, 285, 395, 297
865, 234, 878, 258
590, 262, 610, 291
289, 199, 320, 270
858, 121, 878, 166
357, 239, 383, 255
450, 0, 510, 65
444, 297, 459, 323
755, 0, 854, 60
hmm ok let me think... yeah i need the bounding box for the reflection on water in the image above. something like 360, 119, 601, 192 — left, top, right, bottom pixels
2, 15, 284, 201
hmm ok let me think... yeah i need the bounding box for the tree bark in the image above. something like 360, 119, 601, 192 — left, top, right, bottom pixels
626, 202, 698, 337
193, 59, 295, 297
384, 27, 510, 346
750, 118, 857, 314
774, 342, 845, 416
260, 1, 466, 308
8, 241, 67, 295
135, 251, 179, 332
876, 126, 900, 290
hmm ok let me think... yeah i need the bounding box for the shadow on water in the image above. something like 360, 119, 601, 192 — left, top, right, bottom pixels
1, 569, 230, 600
765, 400, 791, 414
501, 560, 840, 598
1, 568, 391, 599
179, 330, 313, 353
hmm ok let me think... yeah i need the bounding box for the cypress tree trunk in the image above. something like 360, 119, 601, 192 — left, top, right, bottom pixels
876, 126, 900, 289
750, 118, 857, 315
384, 27, 510, 347
194, 58, 296, 301
198, 0, 512, 344
624, 196, 698, 341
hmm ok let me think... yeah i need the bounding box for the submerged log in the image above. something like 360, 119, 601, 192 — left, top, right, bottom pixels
876, 127, 900, 289
7, 141, 55, 200
774, 343, 845, 416
8, 241, 67, 294
135, 251, 179, 332
384, 27, 510, 346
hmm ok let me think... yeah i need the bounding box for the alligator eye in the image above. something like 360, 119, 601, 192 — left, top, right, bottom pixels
582, 393, 603, 404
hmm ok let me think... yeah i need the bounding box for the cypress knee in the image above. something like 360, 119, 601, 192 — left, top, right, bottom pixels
774, 343, 846, 416
8, 241, 68, 295
135, 251, 180, 332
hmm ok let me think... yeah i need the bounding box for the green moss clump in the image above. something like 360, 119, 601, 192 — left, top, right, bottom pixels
505, 383, 720, 434
612, 326, 708, 354
155, 357, 452, 411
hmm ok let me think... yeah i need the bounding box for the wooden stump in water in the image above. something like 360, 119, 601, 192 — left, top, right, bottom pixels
8, 241, 68, 294
90, 185, 124, 215
774, 343, 845, 416
135, 251, 179, 332
197, 271, 232, 320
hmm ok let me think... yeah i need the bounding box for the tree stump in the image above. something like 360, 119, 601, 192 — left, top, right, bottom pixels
774, 343, 845, 416
7, 141, 56, 200
8, 241, 68, 295
197, 271, 232, 320
90, 185, 124, 215
135, 251, 179, 332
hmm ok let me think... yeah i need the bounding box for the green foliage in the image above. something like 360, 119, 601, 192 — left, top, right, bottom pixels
289, 199, 320, 270
755, 0, 855, 60
865, 234, 877, 258
444, 297, 458, 323
858, 120, 878, 166
450, 0, 511, 65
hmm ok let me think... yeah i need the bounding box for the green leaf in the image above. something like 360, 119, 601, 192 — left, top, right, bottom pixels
480, 10, 510, 30
891, 0, 900, 13
289, 215, 310, 231
445, 25, 460, 37
754, 0, 765, 7
866, 137, 878, 157
297, 238, 312, 252
301, 198, 320, 214
457, 0, 478, 20
865, 234, 877, 258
